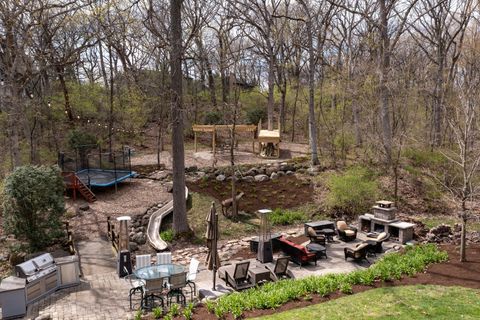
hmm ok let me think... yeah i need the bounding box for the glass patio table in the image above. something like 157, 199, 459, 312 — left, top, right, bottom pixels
133, 264, 185, 280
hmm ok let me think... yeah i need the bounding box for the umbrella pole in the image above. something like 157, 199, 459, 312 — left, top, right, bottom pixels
212, 211, 217, 291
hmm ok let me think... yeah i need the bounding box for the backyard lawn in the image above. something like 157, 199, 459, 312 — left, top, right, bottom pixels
253, 285, 480, 320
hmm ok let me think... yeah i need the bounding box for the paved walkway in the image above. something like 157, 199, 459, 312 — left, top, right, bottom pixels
27, 238, 134, 320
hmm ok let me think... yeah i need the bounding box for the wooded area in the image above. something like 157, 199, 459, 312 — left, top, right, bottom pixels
1, 1, 480, 249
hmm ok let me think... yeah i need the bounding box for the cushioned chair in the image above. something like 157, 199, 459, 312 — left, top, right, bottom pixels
336, 220, 358, 242
223, 261, 254, 291
344, 243, 370, 263
306, 227, 326, 245
365, 232, 390, 254
265, 256, 294, 281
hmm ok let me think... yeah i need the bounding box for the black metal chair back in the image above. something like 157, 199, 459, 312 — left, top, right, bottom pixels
234, 261, 250, 282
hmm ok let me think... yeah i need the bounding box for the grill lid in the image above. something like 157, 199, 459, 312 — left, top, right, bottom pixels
16, 260, 37, 277
32, 253, 55, 270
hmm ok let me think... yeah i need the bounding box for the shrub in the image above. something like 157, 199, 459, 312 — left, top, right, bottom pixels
204, 111, 223, 125
160, 229, 174, 242
245, 106, 267, 125
326, 166, 378, 217
269, 208, 307, 226
152, 307, 163, 319
3, 165, 65, 250
212, 244, 447, 316
403, 148, 446, 168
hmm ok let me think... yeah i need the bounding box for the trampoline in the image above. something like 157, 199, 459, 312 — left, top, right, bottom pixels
75, 169, 136, 187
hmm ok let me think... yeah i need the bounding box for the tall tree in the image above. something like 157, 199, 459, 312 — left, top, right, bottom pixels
170, 0, 190, 235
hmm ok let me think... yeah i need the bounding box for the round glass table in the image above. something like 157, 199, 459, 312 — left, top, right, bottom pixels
133, 264, 185, 280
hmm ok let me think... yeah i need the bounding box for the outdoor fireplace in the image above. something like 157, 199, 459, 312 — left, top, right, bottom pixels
358, 200, 415, 244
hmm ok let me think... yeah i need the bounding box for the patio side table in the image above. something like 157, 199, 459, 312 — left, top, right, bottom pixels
306, 243, 327, 260
248, 267, 271, 285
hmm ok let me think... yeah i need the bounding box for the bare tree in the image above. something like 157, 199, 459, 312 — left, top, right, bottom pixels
170, 0, 190, 235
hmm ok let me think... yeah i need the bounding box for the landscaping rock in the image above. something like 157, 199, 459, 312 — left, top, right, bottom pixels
132, 232, 147, 245
276, 171, 285, 177
286, 170, 294, 176
265, 167, 277, 175
254, 174, 269, 182
166, 182, 173, 193
270, 172, 279, 180
34, 314, 51, 320
79, 204, 90, 211
245, 168, 258, 176
129, 242, 139, 252
242, 176, 254, 182
186, 165, 198, 173
197, 171, 206, 178
216, 174, 226, 182
280, 164, 295, 172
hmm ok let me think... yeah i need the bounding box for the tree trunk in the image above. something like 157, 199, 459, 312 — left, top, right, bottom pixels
305, 16, 319, 165
460, 213, 467, 262
170, 0, 189, 235
267, 50, 275, 130
379, 0, 392, 163
57, 66, 74, 122
108, 45, 115, 156
230, 73, 237, 217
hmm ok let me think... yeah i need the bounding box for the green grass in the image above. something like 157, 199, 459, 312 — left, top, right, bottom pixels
253, 285, 480, 320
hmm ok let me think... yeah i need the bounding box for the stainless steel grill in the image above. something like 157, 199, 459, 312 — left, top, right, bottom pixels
15, 253, 58, 303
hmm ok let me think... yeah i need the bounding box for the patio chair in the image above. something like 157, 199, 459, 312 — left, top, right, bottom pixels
336, 220, 358, 242
123, 267, 145, 310
306, 227, 327, 245
224, 261, 254, 291
142, 277, 166, 311
156, 252, 172, 265
265, 256, 294, 281
166, 272, 187, 306
344, 243, 370, 263
185, 258, 200, 301
135, 254, 151, 270
363, 232, 390, 255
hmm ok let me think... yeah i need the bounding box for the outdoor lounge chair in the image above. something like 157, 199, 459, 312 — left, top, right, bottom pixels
364, 232, 390, 254
224, 261, 254, 291
336, 220, 358, 242
265, 256, 294, 281
306, 227, 327, 245
344, 243, 370, 263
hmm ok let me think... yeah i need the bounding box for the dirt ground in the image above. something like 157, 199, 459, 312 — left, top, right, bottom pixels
130, 141, 311, 169
66, 179, 171, 241
177, 244, 480, 320
187, 175, 313, 214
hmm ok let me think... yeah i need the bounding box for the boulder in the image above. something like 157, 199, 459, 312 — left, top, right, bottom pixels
276, 171, 285, 177
254, 174, 269, 182
132, 232, 147, 245
186, 165, 198, 173
265, 167, 278, 175
197, 171, 206, 178
216, 174, 226, 182
245, 168, 258, 176
79, 204, 90, 211
285, 170, 294, 176
243, 176, 254, 182
129, 242, 139, 252
279, 164, 295, 172
270, 172, 279, 180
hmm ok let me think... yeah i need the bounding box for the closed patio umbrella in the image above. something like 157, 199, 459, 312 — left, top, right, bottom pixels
205, 202, 220, 290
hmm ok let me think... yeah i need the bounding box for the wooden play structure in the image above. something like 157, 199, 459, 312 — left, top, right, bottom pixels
192, 119, 281, 158
192, 124, 257, 154
257, 120, 281, 158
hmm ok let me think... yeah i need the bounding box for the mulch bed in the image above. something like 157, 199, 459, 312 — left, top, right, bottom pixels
183, 244, 480, 320
187, 176, 313, 213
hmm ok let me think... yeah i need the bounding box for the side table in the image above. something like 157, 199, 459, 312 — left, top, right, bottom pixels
248, 266, 272, 285
306, 243, 327, 260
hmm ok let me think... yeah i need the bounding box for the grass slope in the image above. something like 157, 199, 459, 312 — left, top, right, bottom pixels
253, 285, 480, 320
